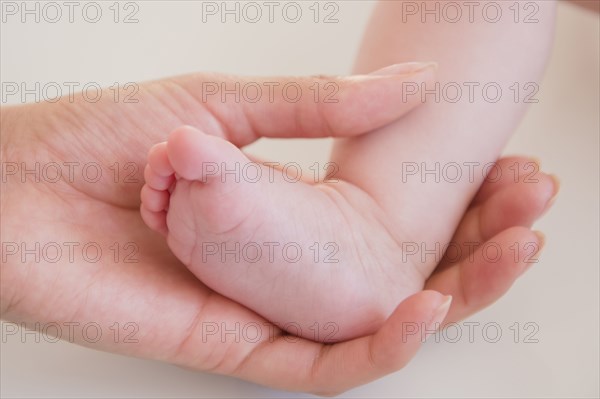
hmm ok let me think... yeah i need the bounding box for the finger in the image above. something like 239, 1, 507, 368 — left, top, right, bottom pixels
471, 156, 544, 206
165, 63, 436, 146
436, 159, 557, 270
233, 291, 451, 395
476, 175, 556, 236
425, 227, 544, 325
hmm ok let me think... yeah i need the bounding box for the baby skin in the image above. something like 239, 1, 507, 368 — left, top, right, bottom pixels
141, 125, 437, 342
141, 0, 557, 342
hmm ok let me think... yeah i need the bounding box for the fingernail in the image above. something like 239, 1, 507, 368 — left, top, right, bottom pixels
530, 156, 542, 168
369, 62, 438, 76
548, 174, 561, 205
542, 174, 561, 215
533, 230, 546, 252
426, 295, 452, 332
518, 230, 546, 277
531, 230, 546, 264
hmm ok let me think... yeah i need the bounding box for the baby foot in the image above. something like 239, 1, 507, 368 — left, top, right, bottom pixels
141, 126, 428, 342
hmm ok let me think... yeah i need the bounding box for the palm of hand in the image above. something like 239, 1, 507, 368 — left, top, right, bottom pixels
2, 86, 277, 369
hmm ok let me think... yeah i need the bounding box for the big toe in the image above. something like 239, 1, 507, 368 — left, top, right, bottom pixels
166, 125, 247, 182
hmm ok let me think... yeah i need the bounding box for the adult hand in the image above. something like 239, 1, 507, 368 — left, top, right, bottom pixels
0, 69, 556, 395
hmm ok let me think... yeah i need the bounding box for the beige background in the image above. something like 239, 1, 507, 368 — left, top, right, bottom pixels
1, 1, 598, 397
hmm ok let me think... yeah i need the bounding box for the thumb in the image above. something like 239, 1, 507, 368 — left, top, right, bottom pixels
163, 62, 437, 145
